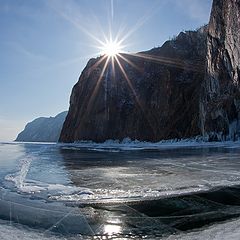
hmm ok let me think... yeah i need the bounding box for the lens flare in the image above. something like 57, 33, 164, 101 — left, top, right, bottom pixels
100, 39, 123, 57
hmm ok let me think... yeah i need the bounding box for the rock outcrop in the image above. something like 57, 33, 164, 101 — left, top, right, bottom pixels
60, 28, 207, 143
200, 0, 240, 141
16, 111, 67, 142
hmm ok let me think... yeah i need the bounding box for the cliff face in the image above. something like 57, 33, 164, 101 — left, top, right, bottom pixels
200, 0, 240, 140
16, 111, 67, 142
60, 28, 207, 143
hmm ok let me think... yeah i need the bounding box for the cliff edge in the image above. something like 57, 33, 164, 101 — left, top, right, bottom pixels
200, 0, 240, 141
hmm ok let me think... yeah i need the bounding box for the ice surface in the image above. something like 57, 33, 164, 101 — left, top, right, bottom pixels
0, 220, 64, 240
52, 141, 240, 203
162, 218, 240, 240
3, 140, 240, 203
1, 141, 240, 239
1, 214, 240, 240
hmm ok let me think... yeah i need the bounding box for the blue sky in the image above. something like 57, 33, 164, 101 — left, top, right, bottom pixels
0, 0, 212, 141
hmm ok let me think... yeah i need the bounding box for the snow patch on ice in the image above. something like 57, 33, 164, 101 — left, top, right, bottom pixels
4, 156, 94, 197
0, 220, 64, 240
59, 137, 240, 152
49, 184, 220, 204
5, 174, 94, 197
5, 156, 33, 192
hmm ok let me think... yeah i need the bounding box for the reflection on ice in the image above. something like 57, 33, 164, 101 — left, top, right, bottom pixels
1, 216, 240, 240
104, 224, 122, 235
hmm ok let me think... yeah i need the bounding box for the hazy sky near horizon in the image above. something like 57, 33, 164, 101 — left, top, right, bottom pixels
0, 0, 212, 141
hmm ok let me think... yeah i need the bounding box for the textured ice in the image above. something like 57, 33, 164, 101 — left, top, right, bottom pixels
5, 156, 34, 192
5, 167, 93, 195
162, 218, 240, 240
3, 140, 240, 203
52, 141, 240, 203
5, 164, 93, 196
0, 220, 64, 240
1, 216, 240, 240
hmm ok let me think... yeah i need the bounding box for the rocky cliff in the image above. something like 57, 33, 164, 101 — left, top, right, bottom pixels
60, 28, 207, 143
16, 111, 67, 142
200, 0, 240, 141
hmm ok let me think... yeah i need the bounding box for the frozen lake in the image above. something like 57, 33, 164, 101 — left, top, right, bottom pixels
1, 141, 240, 239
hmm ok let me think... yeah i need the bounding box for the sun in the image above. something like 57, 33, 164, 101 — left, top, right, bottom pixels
100, 39, 123, 57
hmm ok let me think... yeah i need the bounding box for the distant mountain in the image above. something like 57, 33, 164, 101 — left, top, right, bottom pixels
16, 111, 68, 142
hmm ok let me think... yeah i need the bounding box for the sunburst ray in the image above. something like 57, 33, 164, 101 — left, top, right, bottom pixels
86, 56, 110, 114
117, 53, 143, 73
49, 3, 105, 47
115, 56, 158, 137
130, 53, 204, 73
